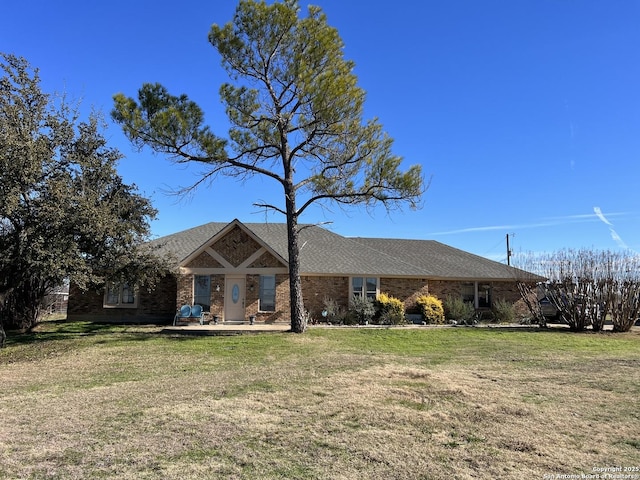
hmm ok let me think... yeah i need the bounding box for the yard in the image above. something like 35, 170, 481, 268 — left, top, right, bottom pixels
1, 321, 639, 479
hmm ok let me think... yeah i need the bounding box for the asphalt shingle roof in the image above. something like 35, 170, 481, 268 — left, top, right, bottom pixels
349, 238, 532, 280
151, 220, 537, 281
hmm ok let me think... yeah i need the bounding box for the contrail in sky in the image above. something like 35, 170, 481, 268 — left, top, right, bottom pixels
594, 206, 628, 249
429, 212, 626, 236
593, 206, 613, 226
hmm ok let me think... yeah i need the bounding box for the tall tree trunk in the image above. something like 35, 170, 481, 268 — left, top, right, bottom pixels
0, 290, 10, 348
284, 181, 306, 333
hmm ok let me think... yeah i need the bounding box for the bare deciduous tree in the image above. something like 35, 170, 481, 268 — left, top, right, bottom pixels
514, 249, 640, 332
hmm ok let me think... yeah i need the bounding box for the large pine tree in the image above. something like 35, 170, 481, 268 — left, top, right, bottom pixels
112, 0, 424, 333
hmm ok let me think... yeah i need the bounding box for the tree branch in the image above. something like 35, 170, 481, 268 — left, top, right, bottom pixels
253, 201, 286, 216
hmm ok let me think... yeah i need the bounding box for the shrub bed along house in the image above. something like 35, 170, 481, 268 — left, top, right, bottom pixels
492, 298, 516, 323
443, 295, 475, 323
416, 295, 445, 324
375, 293, 406, 325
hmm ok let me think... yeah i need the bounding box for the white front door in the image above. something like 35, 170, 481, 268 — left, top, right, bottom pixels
224, 276, 246, 322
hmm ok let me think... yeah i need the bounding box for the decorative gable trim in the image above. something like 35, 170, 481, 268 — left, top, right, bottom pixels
179, 219, 289, 271
239, 247, 267, 269
205, 247, 233, 269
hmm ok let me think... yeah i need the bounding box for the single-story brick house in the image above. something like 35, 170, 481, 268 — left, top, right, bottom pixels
67, 219, 539, 324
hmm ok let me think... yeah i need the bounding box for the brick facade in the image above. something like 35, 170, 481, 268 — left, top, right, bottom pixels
67, 274, 522, 323
249, 252, 285, 268
245, 273, 289, 323
213, 225, 262, 267
176, 225, 290, 323
185, 252, 223, 269
68, 222, 530, 324
379, 277, 430, 313
428, 279, 528, 314
301, 276, 350, 319
67, 274, 177, 323
69, 272, 529, 324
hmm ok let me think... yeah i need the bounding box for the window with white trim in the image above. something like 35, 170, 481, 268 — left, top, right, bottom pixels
352, 277, 378, 300
259, 275, 276, 312
104, 282, 137, 308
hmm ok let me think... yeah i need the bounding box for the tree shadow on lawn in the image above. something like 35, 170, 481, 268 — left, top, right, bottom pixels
3, 319, 164, 349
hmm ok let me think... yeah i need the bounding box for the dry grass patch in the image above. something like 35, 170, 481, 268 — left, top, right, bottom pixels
0, 323, 638, 479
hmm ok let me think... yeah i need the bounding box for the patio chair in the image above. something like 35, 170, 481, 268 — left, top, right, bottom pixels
173, 304, 191, 326
190, 304, 205, 325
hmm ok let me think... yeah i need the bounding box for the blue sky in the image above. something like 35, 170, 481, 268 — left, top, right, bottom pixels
3, 0, 639, 263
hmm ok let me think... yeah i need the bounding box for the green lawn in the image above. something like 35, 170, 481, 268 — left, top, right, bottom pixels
1, 322, 639, 479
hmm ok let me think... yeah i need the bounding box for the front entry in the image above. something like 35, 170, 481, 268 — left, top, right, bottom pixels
224, 276, 246, 322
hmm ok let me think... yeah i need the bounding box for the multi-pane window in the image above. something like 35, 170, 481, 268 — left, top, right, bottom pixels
461, 283, 475, 304
461, 282, 492, 308
259, 275, 276, 312
194, 275, 211, 310
104, 282, 137, 308
352, 277, 378, 300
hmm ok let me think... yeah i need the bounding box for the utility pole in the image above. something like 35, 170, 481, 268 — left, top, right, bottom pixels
506, 233, 513, 266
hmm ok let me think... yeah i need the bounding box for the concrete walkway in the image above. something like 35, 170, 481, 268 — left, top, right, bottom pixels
162, 323, 291, 335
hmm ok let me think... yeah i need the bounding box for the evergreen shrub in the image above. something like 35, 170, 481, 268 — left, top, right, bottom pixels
375, 293, 406, 325
348, 295, 376, 324
443, 295, 475, 322
416, 295, 445, 324
492, 298, 515, 323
